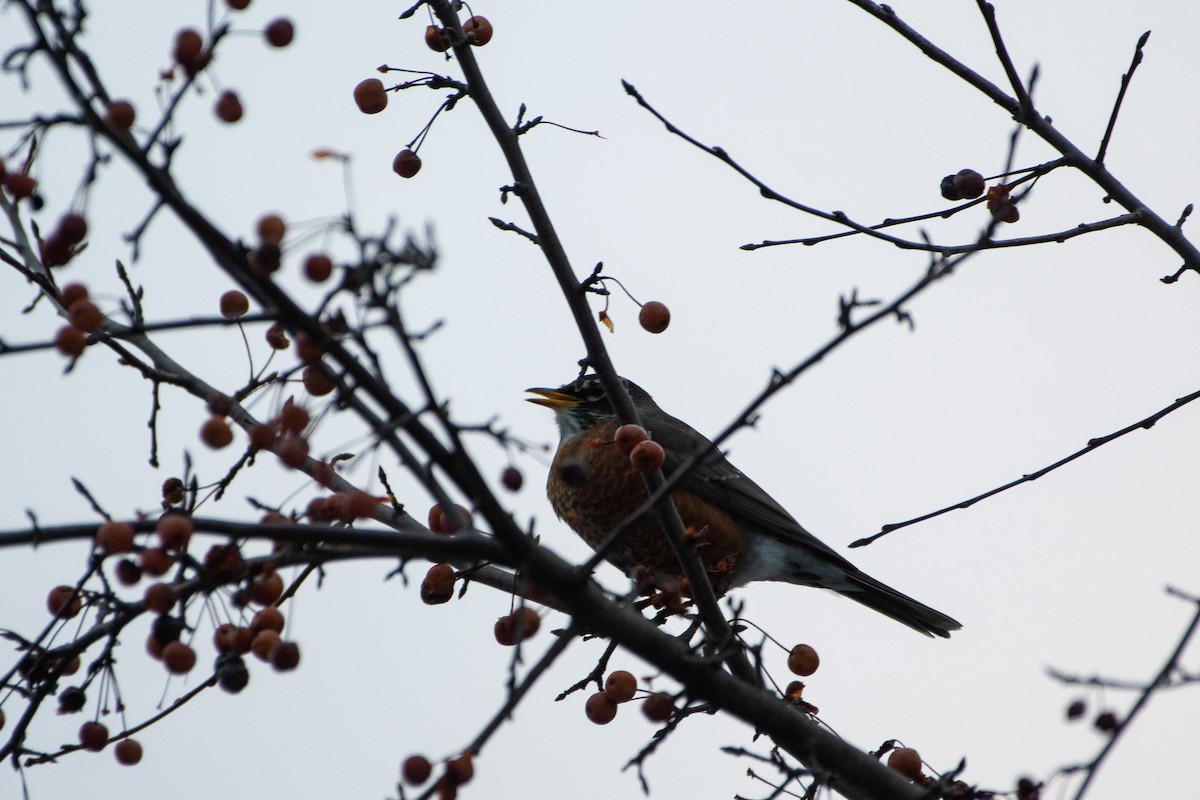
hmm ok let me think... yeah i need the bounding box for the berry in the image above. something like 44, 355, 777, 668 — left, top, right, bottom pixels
156, 513, 193, 550
215, 90, 243, 123
173, 28, 205, 73
641, 692, 675, 722
3, 172, 37, 200
226, 0, 251, 9
60, 282, 89, 306
276, 433, 309, 468
428, 503, 470, 534
1094, 710, 1119, 733
114, 738, 142, 765
270, 640, 300, 671
1066, 699, 1086, 721
462, 16, 493, 46
162, 641, 197, 674
420, 563, 455, 604
220, 289, 250, 318
47, 585, 82, 619
216, 653, 250, 693
629, 439, 665, 472
96, 521, 135, 555
106, 100, 135, 131
257, 214, 286, 245
402, 755, 432, 785
250, 605, 285, 635
500, 466, 523, 492
392, 149, 422, 178
353, 79, 388, 114
151, 614, 183, 646
57, 214, 88, 245
787, 643, 819, 677
250, 629, 281, 662
114, 558, 142, 586
952, 168, 985, 199
200, 416, 234, 449
249, 571, 284, 606
79, 721, 109, 752
614, 424, 649, 456
304, 253, 334, 282
58, 686, 87, 713
55, 325, 87, 357
302, 364, 336, 396
638, 301, 670, 333
424, 25, 451, 52
162, 477, 186, 505
203, 542, 244, 579
445, 752, 473, 786
604, 670, 637, 703
585, 692, 618, 725
139, 548, 174, 578
264, 18, 294, 47
887, 747, 923, 780
68, 299, 103, 331
278, 401, 310, 433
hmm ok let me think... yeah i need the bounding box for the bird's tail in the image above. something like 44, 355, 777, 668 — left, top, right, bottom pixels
839, 570, 961, 638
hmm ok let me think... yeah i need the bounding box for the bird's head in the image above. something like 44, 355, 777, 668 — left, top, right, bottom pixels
526, 374, 652, 439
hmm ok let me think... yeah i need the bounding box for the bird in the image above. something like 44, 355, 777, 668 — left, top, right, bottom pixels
526, 373, 960, 638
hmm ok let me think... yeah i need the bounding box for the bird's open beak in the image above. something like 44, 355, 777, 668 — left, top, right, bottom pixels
525, 387, 581, 410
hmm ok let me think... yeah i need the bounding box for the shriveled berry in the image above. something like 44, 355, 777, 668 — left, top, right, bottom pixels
264, 18, 294, 47
79, 721, 109, 752
787, 643, 819, 677
392, 149, 422, 178
614, 424, 649, 456
265, 322, 290, 350
462, 16, 493, 46
96, 521, 136, 555
420, 563, 455, 604
58, 686, 86, 713
215, 90, 244, 123
114, 738, 142, 765
162, 641, 197, 674
1066, 699, 1086, 721
47, 585, 82, 619
629, 439, 665, 472
952, 168, 985, 199
603, 670, 637, 703
402, 754, 433, 785
353, 79, 388, 114
216, 653, 250, 692
638, 301, 670, 333
106, 100, 135, 131
585, 691, 618, 725
887, 747, 923, 779
641, 692, 675, 722
114, 558, 142, 586
1094, 710, 1119, 733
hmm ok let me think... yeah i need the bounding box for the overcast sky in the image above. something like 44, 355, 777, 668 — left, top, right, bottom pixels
2, 2, 1199, 799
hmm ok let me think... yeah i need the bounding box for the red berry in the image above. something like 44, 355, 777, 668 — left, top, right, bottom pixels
787, 643, 820, 677
219, 289, 250, 318
887, 747, 923, 780
55, 325, 87, 357
402, 755, 432, 785
106, 100, 135, 131
952, 168, 985, 199
629, 439, 665, 472
200, 416, 234, 449
156, 513, 192, 550
57, 214, 88, 245
604, 670, 638, 703
173, 28, 205, 73
638, 301, 670, 333
353, 79, 388, 115
114, 558, 142, 586
462, 16, 493, 46
215, 90, 244, 123
162, 641, 197, 674
96, 521, 136, 555
500, 466, 523, 492
226, 0, 251, 9
3, 172, 37, 200
143, 582, 176, 614
139, 548, 174, 578
257, 213, 286, 245
641, 692, 675, 722
264, 18, 294, 48
67, 299, 103, 332
302, 364, 336, 396
614, 424, 649, 456
304, 253, 334, 282
114, 738, 143, 765
424, 25, 451, 52
585, 692, 618, 725
392, 149, 422, 178
79, 721, 109, 752
420, 563, 455, 604
47, 585, 82, 619
250, 605, 285, 635
270, 640, 300, 671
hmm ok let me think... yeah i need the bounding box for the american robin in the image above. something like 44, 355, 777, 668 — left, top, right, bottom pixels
527, 374, 960, 638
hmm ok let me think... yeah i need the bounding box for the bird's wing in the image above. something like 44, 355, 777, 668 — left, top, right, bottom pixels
644, 409, 858, 570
